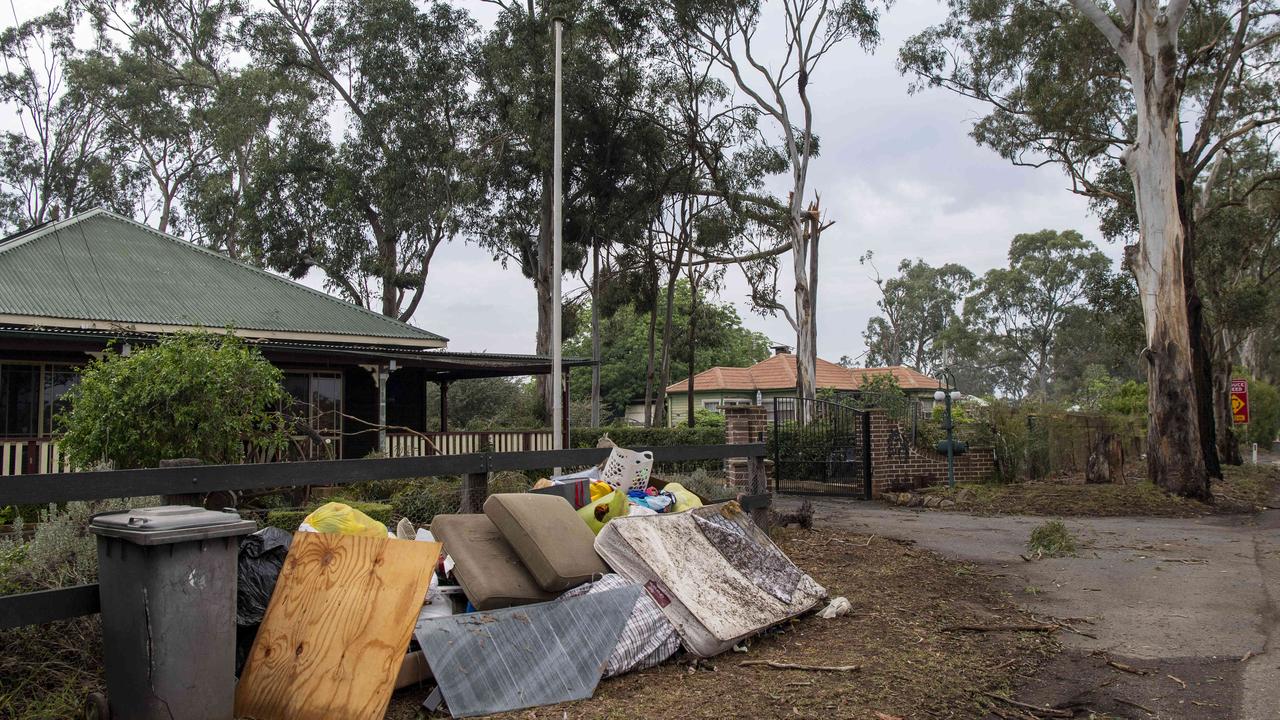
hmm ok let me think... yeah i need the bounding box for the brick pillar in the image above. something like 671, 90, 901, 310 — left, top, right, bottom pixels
724, 406, 767, 489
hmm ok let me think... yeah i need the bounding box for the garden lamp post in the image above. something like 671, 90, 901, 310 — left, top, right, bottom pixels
934, 369, 962, 488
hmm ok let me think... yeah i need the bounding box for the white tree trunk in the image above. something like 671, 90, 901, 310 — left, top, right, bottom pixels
1115, 1, 1210, 498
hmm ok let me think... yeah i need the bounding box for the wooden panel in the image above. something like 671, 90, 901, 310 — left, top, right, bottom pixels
234, 533, 440, 720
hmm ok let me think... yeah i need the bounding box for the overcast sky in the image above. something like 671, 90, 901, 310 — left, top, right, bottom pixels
7, 1, 1124, 362
420, 1, 1123, 359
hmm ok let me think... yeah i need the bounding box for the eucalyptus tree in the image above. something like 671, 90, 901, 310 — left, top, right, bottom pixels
0, 10, 137, 230
860, 255, 974, 373
246, 0, 478, 319
471, 1, 676, 417
70, 0, 319, 257
1195, 144, 1280, 461
899, 0, 1280, 497
961, 230, 1112, 399
667, 0, 887, 405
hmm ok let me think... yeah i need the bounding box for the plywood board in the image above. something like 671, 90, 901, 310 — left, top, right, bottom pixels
235, 532, 440, 720
415, 587, 640, 718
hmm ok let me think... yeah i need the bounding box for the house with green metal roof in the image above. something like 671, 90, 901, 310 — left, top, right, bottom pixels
0, 209, 584, 475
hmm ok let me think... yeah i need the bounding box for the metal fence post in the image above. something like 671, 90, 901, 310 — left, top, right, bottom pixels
747, 451, 770, 531
861, 412, 873, 499
461, 470, 489, 513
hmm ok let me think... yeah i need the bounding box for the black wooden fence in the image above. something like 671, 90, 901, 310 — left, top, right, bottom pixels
0, 443, 767, 630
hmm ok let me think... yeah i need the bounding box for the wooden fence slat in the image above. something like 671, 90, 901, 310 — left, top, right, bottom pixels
0, 584, 100, 629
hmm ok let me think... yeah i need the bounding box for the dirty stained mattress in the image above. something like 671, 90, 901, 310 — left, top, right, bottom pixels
593, 502, 827, 657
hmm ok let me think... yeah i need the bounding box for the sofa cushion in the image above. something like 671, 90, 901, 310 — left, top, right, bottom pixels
484, 493, 609, 592
429, 513, 555, 610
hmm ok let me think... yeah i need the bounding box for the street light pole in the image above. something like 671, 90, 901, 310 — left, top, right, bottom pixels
934, 368, 960, 489
551, 16, 564, 473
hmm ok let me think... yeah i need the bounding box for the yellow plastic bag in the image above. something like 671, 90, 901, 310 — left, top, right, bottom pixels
577, 489, 628, 535
589, 481, 613, 501
662, 482, 703, 513
301, 502, 388, 537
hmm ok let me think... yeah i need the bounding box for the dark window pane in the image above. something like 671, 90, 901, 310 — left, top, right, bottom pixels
1, 364, 39, 437
42, 367, 79, 435
311, 375, 341, 432
282, 373, 309, 425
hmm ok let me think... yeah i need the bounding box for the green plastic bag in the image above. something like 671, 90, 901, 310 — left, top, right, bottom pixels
576, 489, 628, 534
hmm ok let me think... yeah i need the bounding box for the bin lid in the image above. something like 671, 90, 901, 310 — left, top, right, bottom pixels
91, 505, 257, 545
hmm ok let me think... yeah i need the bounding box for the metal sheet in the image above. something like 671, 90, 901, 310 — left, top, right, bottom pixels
415, 586, 641, 718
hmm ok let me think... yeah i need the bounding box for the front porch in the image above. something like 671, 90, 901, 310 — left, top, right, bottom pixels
0, 329, 585, 477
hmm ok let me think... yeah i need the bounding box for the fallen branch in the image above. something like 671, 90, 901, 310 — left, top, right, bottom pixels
1113, 697, 1156, 715
943, 624, 1059, 633
1106, 660, 1151, 676
979, 692, 1074, 718
740, 660, 861, 672
1166, 673, 1187, 689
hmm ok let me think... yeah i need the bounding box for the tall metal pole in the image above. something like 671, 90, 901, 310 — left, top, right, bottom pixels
551, 17, 565, 472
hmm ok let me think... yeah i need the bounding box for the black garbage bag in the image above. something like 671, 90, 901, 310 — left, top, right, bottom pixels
235, 527, 292, 675
237, 527, 293, 626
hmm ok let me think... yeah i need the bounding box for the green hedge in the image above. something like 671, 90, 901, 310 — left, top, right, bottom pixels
389, 472, 532, 526
263, 500, 394, 533
570, 425, 725, 448
570, 425, 727, 472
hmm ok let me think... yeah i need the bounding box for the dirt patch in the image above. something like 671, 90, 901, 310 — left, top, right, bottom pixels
897, 463, 1280, 518
387, 527, 1060, 719
1013, 649, 1243, 719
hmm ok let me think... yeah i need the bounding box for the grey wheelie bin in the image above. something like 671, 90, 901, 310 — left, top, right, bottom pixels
89, 506, 256, 720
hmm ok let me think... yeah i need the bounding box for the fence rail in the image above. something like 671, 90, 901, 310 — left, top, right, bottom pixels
0, 442, 765, 630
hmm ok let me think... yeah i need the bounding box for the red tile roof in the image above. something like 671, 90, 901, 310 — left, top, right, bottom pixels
666, 354, 939, 394
848, 365, 940, 391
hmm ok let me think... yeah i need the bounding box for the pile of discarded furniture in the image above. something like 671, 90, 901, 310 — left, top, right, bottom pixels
225, 446, 830, 719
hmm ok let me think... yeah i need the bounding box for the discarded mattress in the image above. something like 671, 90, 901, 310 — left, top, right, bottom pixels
594, 501, 826, 657
415, 586, 641, 718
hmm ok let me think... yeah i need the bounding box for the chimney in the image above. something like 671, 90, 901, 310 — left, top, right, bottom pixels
771, 344, 792, 356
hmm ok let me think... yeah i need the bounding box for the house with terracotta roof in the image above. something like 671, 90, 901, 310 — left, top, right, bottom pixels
627, 346, 943, 426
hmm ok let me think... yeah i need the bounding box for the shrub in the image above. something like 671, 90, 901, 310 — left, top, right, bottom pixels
391, 478, 463, 525
263, 500, 394, 532
0, 498, 159, 719
676, 468, 739, 503
489, 471, 532, 494
57, 332, 290, 469
570, 425, 725, 448
571, 425, 726, 473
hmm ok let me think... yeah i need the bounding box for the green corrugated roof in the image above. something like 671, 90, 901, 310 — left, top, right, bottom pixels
0, 209, 447, 347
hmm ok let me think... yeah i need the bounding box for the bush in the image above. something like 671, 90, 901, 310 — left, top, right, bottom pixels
57, 332, 290, 469
571, 425, 727, 473
1, 498, 159, 719
570, 425, 725, 448
675, 468, 739, 503
391, 478, 463, 525
263, 500, 394, 532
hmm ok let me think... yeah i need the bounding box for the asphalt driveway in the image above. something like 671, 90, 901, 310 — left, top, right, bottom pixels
776, 493, 1280, 718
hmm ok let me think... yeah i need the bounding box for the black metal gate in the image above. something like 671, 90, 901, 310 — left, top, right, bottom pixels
771, 397, 872, 498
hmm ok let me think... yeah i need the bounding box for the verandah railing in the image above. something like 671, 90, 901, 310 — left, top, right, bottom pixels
1, 438, 74, 476
0, 442, 769, 630
0, 431, 559, 477
386, 430, 553, 457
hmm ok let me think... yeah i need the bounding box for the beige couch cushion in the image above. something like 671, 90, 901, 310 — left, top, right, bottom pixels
484, 493, 609, 592
429, 513, 554, 610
